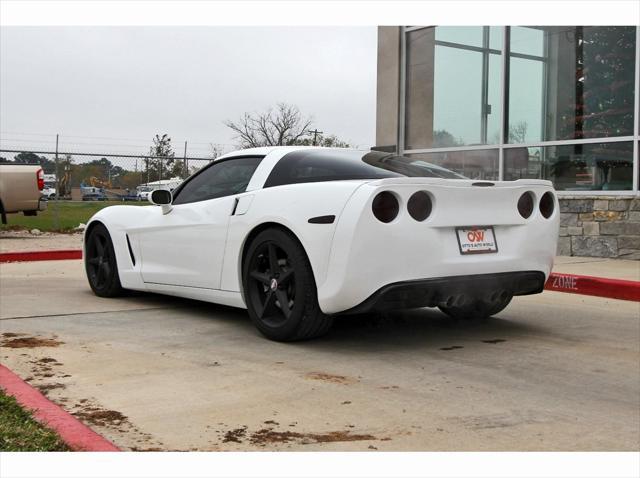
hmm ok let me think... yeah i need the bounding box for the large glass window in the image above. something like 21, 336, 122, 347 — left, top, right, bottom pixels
405, 27, 503, 150
401, 25, 638, 193
507, 26, 637, 143
504, 142, 634, 191
406, 149, 499, 181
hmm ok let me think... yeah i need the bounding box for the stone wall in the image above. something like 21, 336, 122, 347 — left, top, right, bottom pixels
558, 196, 640, 259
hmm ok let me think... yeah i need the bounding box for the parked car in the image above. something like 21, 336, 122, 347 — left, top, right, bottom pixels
0, 164, 47, 224
82, 192, 109, 201
83, 147, 559, 341
136, 178, 182, 201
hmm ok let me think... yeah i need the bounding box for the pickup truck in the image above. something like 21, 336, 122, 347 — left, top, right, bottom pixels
0, 164, 47, 224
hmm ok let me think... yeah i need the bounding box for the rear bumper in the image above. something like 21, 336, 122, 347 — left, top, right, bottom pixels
38, 198, 48, 211
341, 271, 545, 315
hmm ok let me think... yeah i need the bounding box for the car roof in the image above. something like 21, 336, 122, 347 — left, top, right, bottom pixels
215, 146, 367, 161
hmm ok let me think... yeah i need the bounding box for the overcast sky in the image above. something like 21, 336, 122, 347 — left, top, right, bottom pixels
0, 27, 377, 157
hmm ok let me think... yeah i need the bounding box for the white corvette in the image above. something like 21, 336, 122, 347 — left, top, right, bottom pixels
84, 146, 559, 341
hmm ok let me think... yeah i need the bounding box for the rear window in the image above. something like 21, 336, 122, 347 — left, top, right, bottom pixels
264, 150, 466, 188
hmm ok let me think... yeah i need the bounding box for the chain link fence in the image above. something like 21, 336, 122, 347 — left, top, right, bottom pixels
0, 133, 235, 229
0, 133, 237, 196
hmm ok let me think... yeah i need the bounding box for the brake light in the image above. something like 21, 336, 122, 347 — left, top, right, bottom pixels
517, 191, 535, 219
372, 191, 399, 223
37, 169, 44, 191
407, 191, 433, 221
539, 191, 555, 219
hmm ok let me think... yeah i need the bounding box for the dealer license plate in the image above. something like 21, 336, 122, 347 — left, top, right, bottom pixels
456, 226, 498, 255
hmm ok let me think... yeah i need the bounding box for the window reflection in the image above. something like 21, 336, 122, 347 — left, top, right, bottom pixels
405, 27, 503, 149
508, 26, 637, 143
504, 142, 633, 190
408, 149, 499, 181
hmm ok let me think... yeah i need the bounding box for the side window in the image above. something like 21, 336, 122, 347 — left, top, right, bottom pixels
172, 156, 263, 205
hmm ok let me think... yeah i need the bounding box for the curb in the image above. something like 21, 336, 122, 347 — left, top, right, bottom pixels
545, 272, 640, 302
0, 365, 120, 451
0, 249, 82, 263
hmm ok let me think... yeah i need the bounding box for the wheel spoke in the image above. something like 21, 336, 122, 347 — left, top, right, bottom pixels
259, 290, 276, 319
95, 236, 105, 256
275, 289, 291, 318
250, 270, 271, 285
278, 267, 294, 285
102, 262, 112, 282
267, 243, 279, 274
87, 257, 100, 265
96, 264, 107, 286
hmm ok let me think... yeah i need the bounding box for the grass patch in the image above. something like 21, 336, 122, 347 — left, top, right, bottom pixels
0, 390, 70, 451
1, 201, 143, 232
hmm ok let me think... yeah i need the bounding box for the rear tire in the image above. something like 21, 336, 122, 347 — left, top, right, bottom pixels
243, 228, 333, 341
439, 292, 512, 321
85, 223, 124, 298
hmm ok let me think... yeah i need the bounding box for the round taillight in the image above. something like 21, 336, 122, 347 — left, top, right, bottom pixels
407, 191, 432, 221
517, 191, 535, 219
539, 191, 555, 219
372, 191, 399, 223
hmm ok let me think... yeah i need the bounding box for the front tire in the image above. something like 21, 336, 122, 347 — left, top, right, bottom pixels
439, 291, 512, 321
85, 223, 124, 297
243, 228, 333, 341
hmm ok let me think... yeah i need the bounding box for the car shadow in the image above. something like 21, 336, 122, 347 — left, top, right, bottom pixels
114, 291, 550, 353
306, 307, 550, 353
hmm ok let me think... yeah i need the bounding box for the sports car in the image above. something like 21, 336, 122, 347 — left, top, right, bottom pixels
84, 146, 559, 341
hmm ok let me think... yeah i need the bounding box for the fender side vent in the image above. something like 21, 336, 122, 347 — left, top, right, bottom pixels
126, 234, 136, 266
472, 182, 494, 187
308, 215, 335, 224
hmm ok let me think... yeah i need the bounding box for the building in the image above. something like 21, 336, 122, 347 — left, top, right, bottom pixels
375, 26, 640, 259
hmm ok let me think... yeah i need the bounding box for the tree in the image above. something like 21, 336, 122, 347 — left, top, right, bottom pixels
143, 134, 184, 181
432, 130, 462, 148
12, 151, 56, 173
225, 103, 352, 149
294, 133, 351, 148
224, 103, 313, 148
508, 121, 529, 144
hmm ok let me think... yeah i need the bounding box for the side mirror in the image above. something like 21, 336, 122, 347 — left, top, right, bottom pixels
149, 189, 173, 215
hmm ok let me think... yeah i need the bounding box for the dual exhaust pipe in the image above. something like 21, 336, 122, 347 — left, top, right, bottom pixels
436, 289, 511, 308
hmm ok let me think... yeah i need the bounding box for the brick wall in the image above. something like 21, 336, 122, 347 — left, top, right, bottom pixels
558, 196, 640, 260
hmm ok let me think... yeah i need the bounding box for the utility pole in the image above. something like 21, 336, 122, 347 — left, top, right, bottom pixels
183, 141, 188, 178
53, 134, 60, 230
308, 128, 323, 146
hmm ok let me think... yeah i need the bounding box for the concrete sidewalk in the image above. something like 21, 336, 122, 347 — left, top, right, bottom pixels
552, 256, 639, 282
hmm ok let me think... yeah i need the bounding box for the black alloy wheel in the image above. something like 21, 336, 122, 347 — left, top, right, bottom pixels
243, 228, 332, 341
85, 223, 123, 297
247, 241, 296, 327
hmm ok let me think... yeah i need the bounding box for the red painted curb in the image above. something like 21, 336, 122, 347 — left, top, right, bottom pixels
0, 249, 82, 263
0, 365, 119, 451
545, 272, 640, 302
